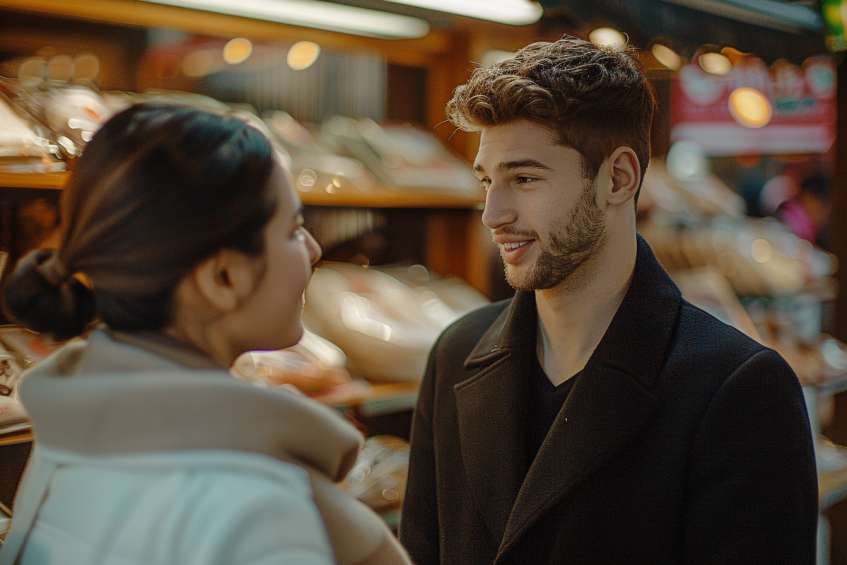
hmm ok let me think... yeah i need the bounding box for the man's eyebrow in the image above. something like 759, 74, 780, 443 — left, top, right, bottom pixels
473, 159, 552, 173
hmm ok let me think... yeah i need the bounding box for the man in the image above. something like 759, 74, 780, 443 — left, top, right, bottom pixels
399, 37, 817, 564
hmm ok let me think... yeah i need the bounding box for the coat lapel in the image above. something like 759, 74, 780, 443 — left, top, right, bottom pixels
497, 365, 660, 558
455, 291, 537, 544
494, 235, 683, 560
454, 236, 682, 560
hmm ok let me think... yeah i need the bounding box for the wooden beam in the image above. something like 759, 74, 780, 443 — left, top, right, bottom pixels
0, 0, 451, 66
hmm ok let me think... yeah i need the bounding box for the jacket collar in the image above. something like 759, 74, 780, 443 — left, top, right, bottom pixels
465, 235, 680, 386
20, 329, 363, 482
455, 235, 681, 560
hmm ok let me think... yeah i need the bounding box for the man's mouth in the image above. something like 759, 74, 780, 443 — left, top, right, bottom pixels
498, 239, 535, 264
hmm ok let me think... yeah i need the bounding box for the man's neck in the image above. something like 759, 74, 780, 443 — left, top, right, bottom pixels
535, 235, 636, 386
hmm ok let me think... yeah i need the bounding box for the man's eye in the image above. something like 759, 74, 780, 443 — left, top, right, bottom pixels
517, 176, 537, 184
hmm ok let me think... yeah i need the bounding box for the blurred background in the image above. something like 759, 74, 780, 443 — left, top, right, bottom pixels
2, 0, 847, 561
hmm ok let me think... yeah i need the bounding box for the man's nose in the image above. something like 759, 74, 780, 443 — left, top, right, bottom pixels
481, 183, 516, 230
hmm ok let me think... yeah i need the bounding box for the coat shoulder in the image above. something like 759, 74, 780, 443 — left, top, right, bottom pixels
666, 299, 795, 390
433, 299, 511, 357
675, 299, 770, 362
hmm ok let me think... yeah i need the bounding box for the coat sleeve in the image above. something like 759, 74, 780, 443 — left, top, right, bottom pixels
683, 349, 818, 564
399, 344, 441, 564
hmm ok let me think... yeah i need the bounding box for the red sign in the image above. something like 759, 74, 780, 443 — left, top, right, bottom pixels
670, 55, 836, 155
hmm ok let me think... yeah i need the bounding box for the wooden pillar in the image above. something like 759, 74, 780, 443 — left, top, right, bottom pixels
426, 31, 478, 161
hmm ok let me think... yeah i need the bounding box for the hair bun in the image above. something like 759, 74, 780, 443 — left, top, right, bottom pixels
3, 249, 97, 341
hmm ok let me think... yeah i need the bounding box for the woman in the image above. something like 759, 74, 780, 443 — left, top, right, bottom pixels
0, 102, 410, 565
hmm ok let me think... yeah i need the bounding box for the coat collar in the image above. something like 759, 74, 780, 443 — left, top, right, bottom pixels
455, 235, 681, 559
20, 329, 363, 482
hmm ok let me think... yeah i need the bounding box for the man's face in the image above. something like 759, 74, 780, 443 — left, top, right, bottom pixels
474, 120, 607, 291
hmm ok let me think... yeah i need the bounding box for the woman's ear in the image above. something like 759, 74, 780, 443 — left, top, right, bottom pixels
191, 249, 263, 313
606, 146, 641, 207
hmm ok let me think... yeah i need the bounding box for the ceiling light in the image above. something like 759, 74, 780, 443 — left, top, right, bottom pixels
287, 41, 321, 70
728, 87, 772, 129
139, 0, 431, 39
224, 38, 253, 65
699, 52, 732, 75
379, 0, 542, 25
588, 27, 627, 47
651, 44, 682, 71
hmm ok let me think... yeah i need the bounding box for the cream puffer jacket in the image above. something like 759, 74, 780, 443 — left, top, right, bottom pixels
0, 329, 411, 565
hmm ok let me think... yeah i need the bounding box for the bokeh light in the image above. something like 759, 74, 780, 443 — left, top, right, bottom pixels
287, 41, 321, 71
223, 38, 253, 65
728, 87, 772, 129
588, 27, 626, 47
652, 43, 682, 71
699, 52, 732, 75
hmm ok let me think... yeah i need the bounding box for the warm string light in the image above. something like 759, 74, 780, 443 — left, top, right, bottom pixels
728, 87, 772, 129
287, 41, 321, 71
651, 44, 682, 71
223, 38, 253, 65
699, 52, 732, 75
588, 27, 626, 47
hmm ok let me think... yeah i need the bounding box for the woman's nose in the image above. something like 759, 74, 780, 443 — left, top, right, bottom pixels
304, 229, 322, 266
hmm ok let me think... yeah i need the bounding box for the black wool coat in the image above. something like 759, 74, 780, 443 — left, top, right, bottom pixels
399, 236, 818, 565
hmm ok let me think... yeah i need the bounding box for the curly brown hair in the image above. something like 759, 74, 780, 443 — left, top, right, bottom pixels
447, 36, 656, 195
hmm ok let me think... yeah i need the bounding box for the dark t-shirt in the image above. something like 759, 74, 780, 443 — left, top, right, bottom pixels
528, 354, 578, 464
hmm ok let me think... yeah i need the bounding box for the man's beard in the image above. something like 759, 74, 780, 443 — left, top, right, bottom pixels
504, 180, 607, 291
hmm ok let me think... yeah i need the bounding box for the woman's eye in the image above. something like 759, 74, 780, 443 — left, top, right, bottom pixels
480, 178, 491, 191
292, 227, 306, 241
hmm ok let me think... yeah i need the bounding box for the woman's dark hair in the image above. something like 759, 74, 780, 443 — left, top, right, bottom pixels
4, 102, 278, 341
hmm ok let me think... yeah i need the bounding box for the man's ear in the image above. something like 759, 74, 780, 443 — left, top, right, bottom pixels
191, 249, 262, 313
606, 146, 641, 207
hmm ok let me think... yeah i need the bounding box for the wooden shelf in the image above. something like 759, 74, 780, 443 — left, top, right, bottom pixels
297, 186, 483, 209
0, 428, 33, 447
0, 0, 454, 68
0, 172, 69, 190
314, 380, 419, 417
0, 172, 485, 209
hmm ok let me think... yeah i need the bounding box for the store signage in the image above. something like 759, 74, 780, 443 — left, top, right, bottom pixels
670, 55, 836, 156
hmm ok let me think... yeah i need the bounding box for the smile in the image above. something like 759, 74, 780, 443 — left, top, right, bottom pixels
504, 241, 529, 250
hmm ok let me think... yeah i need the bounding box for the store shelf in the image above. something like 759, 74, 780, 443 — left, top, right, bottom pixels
0, 172, 484, 209
297, 185, 483, 209
0, 172, 69, 190
316, 380, 419, 417
0, 428, 33, 447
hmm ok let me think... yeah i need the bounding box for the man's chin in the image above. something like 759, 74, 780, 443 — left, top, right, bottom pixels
504, 267, 538, 292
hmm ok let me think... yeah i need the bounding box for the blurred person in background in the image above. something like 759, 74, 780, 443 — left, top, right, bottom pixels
0, 102, 410, 565
399, 36, 817, 564
775, 173, 831, 249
